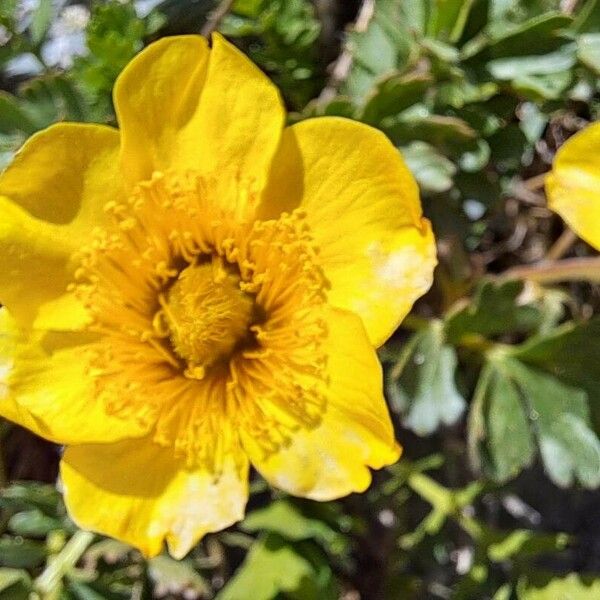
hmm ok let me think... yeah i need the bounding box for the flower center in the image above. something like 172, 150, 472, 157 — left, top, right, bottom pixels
156, 257, 254, 377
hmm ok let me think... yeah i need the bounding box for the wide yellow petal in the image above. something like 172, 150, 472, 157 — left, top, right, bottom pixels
115, 34, 285, 199
260, 117, 437, 346
0, 196, 77, 328
114, 36, 209, 184
61, 437, 249, 559
188, 33, 285, 198
0, 122, 121, 226
0, 308, 38, 432
0, 123, 121, 328
546, 121, 600, 251
241, 308, 401, 501
0, 308, 148, 444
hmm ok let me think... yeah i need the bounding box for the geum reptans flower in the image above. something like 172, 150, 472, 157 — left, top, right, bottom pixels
546, 121, 600, 250
0, 34, 436, 558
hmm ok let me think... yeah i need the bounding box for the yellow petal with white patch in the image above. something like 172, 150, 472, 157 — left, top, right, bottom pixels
260, 117, 436, 346
61, 436, 249, 559
241, 308, 400, 501
546, 121, 600, 251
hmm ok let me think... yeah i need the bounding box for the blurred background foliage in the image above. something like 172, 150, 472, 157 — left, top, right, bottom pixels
2, 0, 600, 598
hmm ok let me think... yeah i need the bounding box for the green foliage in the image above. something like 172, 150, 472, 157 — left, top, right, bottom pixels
222, 0, 323, 109
387, 319, 466, 435
241, 499, 350, 556
518, 572, 600, 598
445, 280, 544, 342
217, 534, 337, 600
470, 351, 600, 488
72, 1, 165, 118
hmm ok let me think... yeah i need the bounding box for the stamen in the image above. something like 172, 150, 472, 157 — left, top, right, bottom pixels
71, 170, 331, 468
156, 255, 254, 370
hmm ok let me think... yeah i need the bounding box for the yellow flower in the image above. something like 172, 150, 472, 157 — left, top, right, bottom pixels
0, 34, 436, 558
546, 121, 600, 249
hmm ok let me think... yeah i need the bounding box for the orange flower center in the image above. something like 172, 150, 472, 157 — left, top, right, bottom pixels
154, 257, 254, 378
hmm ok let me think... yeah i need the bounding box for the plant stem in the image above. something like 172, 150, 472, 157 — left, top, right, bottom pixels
201, 0, 235, 37
545, 229, 578, 261
35, 530, 94, 598
500, 256, 600, 284
317, 0, 375, 104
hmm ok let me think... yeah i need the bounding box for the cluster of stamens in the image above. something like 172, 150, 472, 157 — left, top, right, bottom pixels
71, 170, 331, 469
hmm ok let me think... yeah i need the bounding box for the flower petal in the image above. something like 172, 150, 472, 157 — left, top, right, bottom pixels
0, 308, 148, 444
189, 33, 285, 196
0, 123, 121, 328
260, 117, 437, 346
61, 437, 249, 559
546, 122, 600, 251
114, 36, 210, 184
241, 308, 401, 501
115, 33, 285, 198
0, 122, 121, 226
0, 308, 38, 432
0, 195, 78, 328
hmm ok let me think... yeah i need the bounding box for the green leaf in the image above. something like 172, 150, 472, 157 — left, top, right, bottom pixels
518, 573, 600, 599
72, 1, 149, 117
385, 114, 478, 157
487, 122, 529, 170
502, 357, 600, 488
0, 483, 63, 517
493, 584, 512, 600
217, 534, 336, 600
387, 320, 466, 436
29, 0, 54, 45
578, 33, 600, 74
320, 98, 356, 118
511, 70, 573, 101
401, 141, 457, 193
361, 73, 432, 125
436, 80, 498, 109
0, 133, 22, 168
445, 280, 542, 344
241, 500, 349, 556
487, 44, 576, 79
66, 581, 110, 600
7, 510, 62, 538
468, 363, 535, 483
574, 0, 600, 32
487, 13, 573, 58
349, 21, 403, 78
0, 0, 18, 24
519, 102, 548, 144
513, 317, 600, 426
0, 92, 39, 135
420, 37, 460, 62
0, 538, 47, 569
148, 556, 210, 598
428, 0, 477, 43
486, 529, 569, 563
344, 0, 415, 100
0, 568, 32, 600
84, 539, 133, 564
